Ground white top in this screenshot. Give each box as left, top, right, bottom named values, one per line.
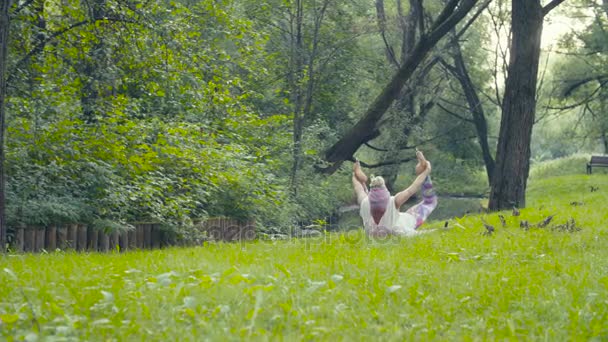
left=359, top=196, right=417, bottom=235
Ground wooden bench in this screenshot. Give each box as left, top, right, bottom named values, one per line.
left=587, top=155, right=608, bottom=174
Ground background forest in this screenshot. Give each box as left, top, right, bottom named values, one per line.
left=1, top=0, right=607, bottom=242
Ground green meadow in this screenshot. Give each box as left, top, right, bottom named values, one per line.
left=2, top=170, right=608, bottom=341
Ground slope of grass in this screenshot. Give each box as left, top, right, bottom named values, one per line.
left=1, top=174, right=608, bottom=341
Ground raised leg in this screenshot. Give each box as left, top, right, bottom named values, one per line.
left=353, top=160, right=368, bottom=193
left=406, top=175, right=438, bottom=228
left=415, top=149, right=428, bottom=176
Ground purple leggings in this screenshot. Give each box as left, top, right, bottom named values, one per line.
left=406, top=176, right=438, bottom=228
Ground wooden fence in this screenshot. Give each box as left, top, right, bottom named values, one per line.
left=8, top=218, right=256, bottom=253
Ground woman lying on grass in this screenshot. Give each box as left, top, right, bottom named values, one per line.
left=352, top=150, right=437, bottom=237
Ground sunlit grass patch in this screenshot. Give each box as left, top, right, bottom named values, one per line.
left=1, top=174, right=608, bottom=340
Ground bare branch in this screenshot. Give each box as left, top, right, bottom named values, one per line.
left=437, top=102, right=474, bottom=122
left=545, top=85, right=604, bottom=111
left=415, top=0, right=425, bottom=36
left=542, top=0, right=567, bottom=17
left=456, top=0, right=492, bottom=39
left=375, top=0, right=400, bottom=67
left=359, top=157, right=415, bottom=169
left=437, top=94, right=472, bottom=111
left=364, top=142, right=390, bottom=152
left=429, top=0, right=461, bottom=33
left=562, top=75, right=608, bottom=97
left=323, top=0, right=479, bottom=170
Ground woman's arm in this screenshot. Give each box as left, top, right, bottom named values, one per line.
left=352, top=160, right=368, bottom=205
left=393, top=161, right=431, bottom=209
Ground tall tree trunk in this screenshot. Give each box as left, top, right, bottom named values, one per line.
left=0, top=0, right=11, bottom=251
left=447, top=33, right=495, bottom=183
left=289, top=0, right=304, bottom=194
left=375, top=0, right=398, bottom=66
left=600, top=97, right=608, bottom=154
left=289, top=0, right=328, bottom=194
left=80, top=0, right=108, bottom=123
left=488, top=0, right=543, bottom=210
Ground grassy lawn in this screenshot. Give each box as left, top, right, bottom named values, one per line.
left=2, top=174, right=608, bottom=341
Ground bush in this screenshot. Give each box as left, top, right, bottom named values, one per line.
left=5, top=115, right=293, bottom=241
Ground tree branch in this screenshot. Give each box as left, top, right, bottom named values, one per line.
left=359, top=157, right=415, bottom=169
left=323, top=0, right=479, bottom=170
left=542, top=0, right=567, bottom=17
left=375, top=0, right=400, bottom=67
left=437, top=102, right=474, bottom=122
left=364, top=142, right=389, bottom=152
left=456, top=0, right=492, bottom=39
left=429, top=0, right=461, bottom=33
left=562, top=75, right=608, bottom=97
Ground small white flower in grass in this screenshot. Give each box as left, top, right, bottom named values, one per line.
left=101, top=291, right=114, bottom=302
left=91, top=319, right=111, bottom=326
left=307, top=280, right=327, bottom=293
left=3, top=268, right=17, bottom=281
left=183, top=296, right=197, bottom=308
left=331, top=274, right=343, bottom=282
left=24, top=333, right=38, bottom=342
left=124, top=269, right=141, bottom=274
left=334, top=303, right=348, bottom=312
left=387, top=285, right=402, bottom=293
left=157, top=271, right=178, bottom=286
left=459, top=296, right=471, bottom=303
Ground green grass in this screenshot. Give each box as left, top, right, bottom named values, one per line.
left=2, top=174, right=608, bottom=341
left=530, top=153, right=608, bottom=180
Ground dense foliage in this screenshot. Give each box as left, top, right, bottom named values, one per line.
left=6, top=0, right=354, bottom=239
left=3, top=0, right=606, bottom=241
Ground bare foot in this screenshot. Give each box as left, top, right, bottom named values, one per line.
left=353, top=160, right=368, bottom=184
left=415, top=150, right=428, bottom=176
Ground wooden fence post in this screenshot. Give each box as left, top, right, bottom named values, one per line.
left=34, top=227, right=45, bottom=252
left=109, top=231, right=119, bottom=251
left=76, top=225, right=87, bottom=251
left=143, top=224, right=151, bottom=249
left=14, top=228, right=24, bottom=252
left=57, top=226, right=68, bottom=250
left=67, top=225, right=78, bottom=250
left=136, top=224, right=144, bottom=249
left=128, top=228, right=136, bottom=249
left=23, top=228, right=35, bottom=252
left=119, top=231, right=128, bottom=251
left=99, top=230, right=110, bottom=252
left=151, top=224, right=161, bottom=249
left=46, top=226, right=57, bottom=251
left=87, top=226, right=98, bottom=251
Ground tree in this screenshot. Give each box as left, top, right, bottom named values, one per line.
left=370, top=0, right=436, bottom=190
left=546, top=0, right=608, bottom=155
left=439, top=20, right=495, bottom=184
left=321, top=0, right=479, bottom=173
left=0, top=0, right=10, bottom=250
left=286, top=0, right=331, bottom=195
left=488, top=0, right=566, bottom=211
